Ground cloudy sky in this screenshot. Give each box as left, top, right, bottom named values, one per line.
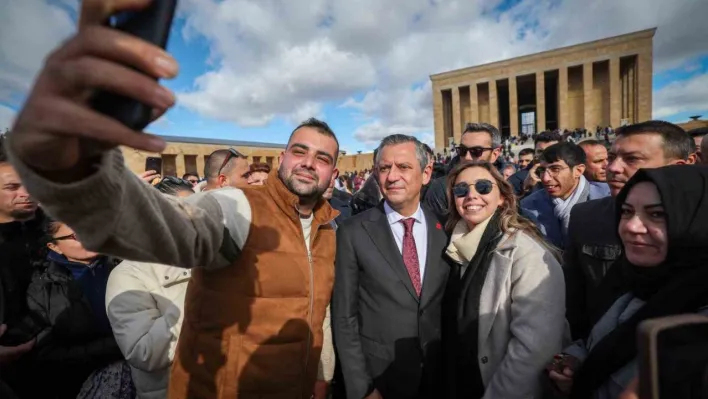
left=1, top=0, right=707, bottom=153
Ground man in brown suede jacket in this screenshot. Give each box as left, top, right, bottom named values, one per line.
left=4, top=0, right=339, bottom=397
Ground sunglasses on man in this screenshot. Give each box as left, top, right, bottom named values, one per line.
left=218, top=148, right=246, bottom=175
left=452, top=179, right=495, bottom=197
left=457, top=145, right=495, bottom=159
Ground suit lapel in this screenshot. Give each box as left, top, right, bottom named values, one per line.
left=362, top=204, right=419, bottom=302
left=420, top=209, right=449, bottom=308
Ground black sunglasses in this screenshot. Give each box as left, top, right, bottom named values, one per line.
left=452, top=179, right=495, bottom=197
left=457, top=145, right=494, bottom=158
left=54, top=233, right=78, bottom=241
left=218, top=148, right=246, bottom=175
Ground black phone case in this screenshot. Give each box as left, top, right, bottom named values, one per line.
left=91, top=0, right=178, bottom=131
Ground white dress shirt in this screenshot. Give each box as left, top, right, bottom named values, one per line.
left=383, top=201, right=428, bottom=281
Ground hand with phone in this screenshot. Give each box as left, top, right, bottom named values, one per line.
left=523, top=162, right=542, bottom=193
left=7, top=0, right=176, bottom=182
left=546, top=353, right=580, bottom=394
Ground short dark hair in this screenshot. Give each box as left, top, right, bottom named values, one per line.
left=540, top=142, right=587, bottom=168
left=204, top=149, right=247, bottom=179
left=249, top=162, right=271, bottom=174
left=687, top=127, right=708, bottom=138
left=288, top=118, right=340, bottom=161
left=462, top=123, right=501, bottom=148
left=615, top=120, right=692, bottom=161
left=155, top=177, right=195, bottom=196
left=519, top=148, right=534, bottom=157
left=0, top=134, right=7, bottom=164
left=534, top=131, right=562, bottom=146
left=578, top=139, right=604, bottom=148
left=182, top=172, right=199, bottom=180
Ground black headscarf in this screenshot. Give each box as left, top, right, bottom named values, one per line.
left=571, top=165, right=708, bottom=398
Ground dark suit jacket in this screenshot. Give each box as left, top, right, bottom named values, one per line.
left=333, top=202, right=449, bottom=399
left=563, top=196, right=623, bottom=339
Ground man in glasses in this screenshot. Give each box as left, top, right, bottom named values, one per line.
left=182, top=172, right=200, bottom=187
left=519, top=142, right=608, bottom=249
left=423, top=123, right=502, bottom=220
left=507, top=131, right=562, bottom=197
left=202, top=148, right=250, bottom=191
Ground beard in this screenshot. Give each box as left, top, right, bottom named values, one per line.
left=279, top=165, right=327, bottom=202
left=10, top=207, right=37, bottom=221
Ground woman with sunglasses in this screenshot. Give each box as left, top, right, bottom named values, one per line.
left=23, top=218, right=132, bottom=399
left=442, top=161, right=567, bottom=399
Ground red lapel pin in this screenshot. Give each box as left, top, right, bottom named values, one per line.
left=435, top=222, right=442, bottom=230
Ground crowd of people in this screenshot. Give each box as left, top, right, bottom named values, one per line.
left=3, top=1, right=708, bottom=399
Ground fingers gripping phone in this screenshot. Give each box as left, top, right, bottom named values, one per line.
left=638, top=315, right=708, bottom=399
left=145, top=156, right=162, bottom=175
left=91, top=0, right=178, bottom=130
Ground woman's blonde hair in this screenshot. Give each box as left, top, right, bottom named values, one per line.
left=445, top=161, right=559, bottom=256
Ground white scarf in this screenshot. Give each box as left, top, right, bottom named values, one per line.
left=445, top=215, right=494, bottom=275
left=552, top=174, right=589, bottom=236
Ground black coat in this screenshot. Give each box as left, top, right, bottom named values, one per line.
left=20, top=255, right=123, bottom=399
left=563, top=196, right=622, bottom=339
left=0, top=211, right=46, bottom=345
left=333, top=203, right=450, bottom=399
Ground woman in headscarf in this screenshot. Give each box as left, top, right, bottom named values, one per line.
left=442, top=161, right=567, bottom=399
left=547, top=165, right=708, bottom=399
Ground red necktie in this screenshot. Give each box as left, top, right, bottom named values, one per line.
left=401, top=218, right=422, bottom=296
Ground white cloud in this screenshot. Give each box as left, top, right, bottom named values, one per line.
left=0, top=0, right=75, bottom=102
left=1, top=0, right=707, bottom=148
left=0, top=105, right=17, bottom=131
left=653, top=74, right=708, bottom=119
left=173, top=0, right=707, bottom=147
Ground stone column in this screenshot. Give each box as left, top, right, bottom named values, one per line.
left=433, top=87, right=445, bottom=150
left=536, top=72, right=546, bottom=132
left=609, top=57, right=621, bottom=128
left=509, top=76, right=519, bottom=137
left=489, top=80, right=499, bottom=128
left=469, top=83, right=479, bottom=123
left=583, top=62, right=595, bottom=131
left=637, top=50, right=653, bottom=122
left=452, top=87, right=462, bottom=144
left=558, top=66, right=569, bottom=129
left=175, top=152, right=186, bottom=178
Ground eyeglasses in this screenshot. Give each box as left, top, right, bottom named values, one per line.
left=457, top=145, right=494, bottom=159
left=452, top=179, right=495, bottom=197
left=535, top=165, right=569, bottom=178
left=218, top=148, right=245, bottom=175
left=186, top=178, right=199, bottom=184
left=54, top=233, right=78, bottom=241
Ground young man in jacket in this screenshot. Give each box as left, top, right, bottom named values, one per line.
left=4, top=1, right=339, bottom=397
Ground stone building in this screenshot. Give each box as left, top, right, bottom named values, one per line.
left=431, top=28, right=655, bottom=150
left=121, top=135, right=374, bottom=177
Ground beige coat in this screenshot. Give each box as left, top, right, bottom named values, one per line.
left=476, top=231, right=567, bottom=399
left=105, top=261, right=191, bottom=399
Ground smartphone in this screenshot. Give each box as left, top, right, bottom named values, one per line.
left=91, top=0, right=178, bottom=130
left=638, top=314, right=708, bottom=399
left=145, top=156, right=162, bottom=174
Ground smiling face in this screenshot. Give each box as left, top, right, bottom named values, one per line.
left=278, top=127, right=339, bottom=202
left=377, top=142, right=431, bottom=216
left=453, top=166, right=505, bottom=229
left=47, top=222, right=99, bottom=264
left=619, top=181, right=668, bottom=267
left=539, top=159, right=584, bottom=199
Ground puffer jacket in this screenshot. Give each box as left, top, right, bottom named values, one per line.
left=105, top=260, right=191, bottom=399
left=25, top=253, right=123, bottom=399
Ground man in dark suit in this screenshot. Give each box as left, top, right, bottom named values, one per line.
left=563, top=121, right=695, bottom=339
left=333, top=134, right=449, bottom=399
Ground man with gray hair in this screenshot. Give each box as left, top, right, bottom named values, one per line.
left=334, top=134, right=449, bottom=399
left=201, top=148, right=250, bottom=191
left=423, top=122, right=503, bottom=220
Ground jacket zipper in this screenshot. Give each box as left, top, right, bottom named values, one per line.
left=301, top=220, right=319, bottom=381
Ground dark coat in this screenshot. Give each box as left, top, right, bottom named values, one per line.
left=0, top=212, right=46, bottom=344
left=333, top=203, right=450, bottom=399
left=22, top=254, right=123, bottom=399
left=563, top=196, right=622, bottom=339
